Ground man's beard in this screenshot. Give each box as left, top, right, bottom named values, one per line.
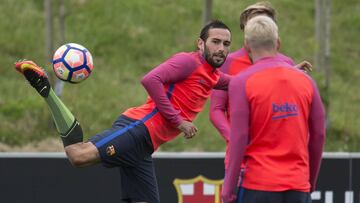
left=203, top=45, right=226, bottom=68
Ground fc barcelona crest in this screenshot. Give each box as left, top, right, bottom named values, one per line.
left=106, top=145, right=116, bottom=156
left=173, top=175, right=223, bottom=203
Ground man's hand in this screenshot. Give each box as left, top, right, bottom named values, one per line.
left=221, top=192, right=237, bottom=203
left=177, top=120, right=198, bottom=139
left=295, top=60, right=313, bottom=73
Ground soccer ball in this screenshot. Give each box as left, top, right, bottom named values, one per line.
left=52, top=43, right=94, bottom=83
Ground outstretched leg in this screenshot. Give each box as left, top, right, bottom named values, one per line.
left=15, top=60, right=100, bottom=167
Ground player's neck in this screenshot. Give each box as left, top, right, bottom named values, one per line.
left=251, top=49, right=277, bottom=63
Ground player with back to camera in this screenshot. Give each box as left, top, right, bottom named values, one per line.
left=15, top=20, right=232, bottom=203
left=221, top=15, right=326, bottom=203
left=209, top=1, right=313, bottom=172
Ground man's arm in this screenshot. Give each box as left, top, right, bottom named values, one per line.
left=209, top=90, right=230, bottom=141
left=210, top=56, right=232, bottom=139
left=277, top=53, right=295, bottom=66
left=222, top=75, right=249, bottom=203
left=308, top=81, right=326, bottom=192
left=214, top=72, right=231, bottom=90
left=278, top=53, right=313, bottom=72
left=141, top=53, right=197, bottom=127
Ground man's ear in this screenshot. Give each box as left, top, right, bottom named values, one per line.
left=244, top=40, right=253, bottom=63
left=197, top=38, right=204, bottom=52
left=244, top=40, right=251, bottom=55
left=276, top=38, right=281, bottom=51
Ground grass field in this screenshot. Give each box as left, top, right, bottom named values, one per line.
left=0, top=0, right=359, bottom=151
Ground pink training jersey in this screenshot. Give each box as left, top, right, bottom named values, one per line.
left=123, top=51, right=230, bottom=150
left=210, top=48, right=294, bottom=169
left=222, top=55, right=325, bottom=201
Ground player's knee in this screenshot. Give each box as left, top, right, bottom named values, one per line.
left=66, top=150, right=89, bottom=167
left=65, top=143, right=98, bottom=167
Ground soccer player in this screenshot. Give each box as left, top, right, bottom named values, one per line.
left=221, top=15, right=326, bottom=203
left=209, top=1, right=312, bottom=171
left=15, top=20, right=231, bottom=203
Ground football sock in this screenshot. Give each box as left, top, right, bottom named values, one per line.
left=45, top=88, right=83, bottom=146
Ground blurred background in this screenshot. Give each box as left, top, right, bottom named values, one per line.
left=0, top=0, right=359, bottom=152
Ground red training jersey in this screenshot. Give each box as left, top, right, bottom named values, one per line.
left=210, top=48, right=294, bottom=169
left=222, top=56, right=325, bottom=201
left=123, top=51, right=230, bottom=150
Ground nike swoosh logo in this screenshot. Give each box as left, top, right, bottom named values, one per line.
left=39, top=86, right=47, bottom=93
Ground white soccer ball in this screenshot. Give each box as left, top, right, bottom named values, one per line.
left=52, top=43, right=94, bottom=83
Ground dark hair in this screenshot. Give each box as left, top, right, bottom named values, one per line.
left=239, top=2, right=276, bottom=31
left=199, top=20, right=231, bottom=41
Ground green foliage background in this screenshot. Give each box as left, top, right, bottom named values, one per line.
left=0, top=0, right=359, bottom=151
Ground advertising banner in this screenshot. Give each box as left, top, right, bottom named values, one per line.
left=0, top=152, right=358, bottom=203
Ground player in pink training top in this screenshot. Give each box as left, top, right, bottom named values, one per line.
left=15, top=20, right=232, bottom=203
left=210, top=1, right=312, bottom=171
left=222, top=16, right=326, bottom=203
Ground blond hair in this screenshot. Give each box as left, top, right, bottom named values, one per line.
left=244, top=15, right=278, bottom=51
left=240, top=1, right=276, bottom=31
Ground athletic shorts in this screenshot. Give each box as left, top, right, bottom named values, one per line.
left=237, top=188, right=311, bottom=203
left=89, top=115, right=160, bottom=203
